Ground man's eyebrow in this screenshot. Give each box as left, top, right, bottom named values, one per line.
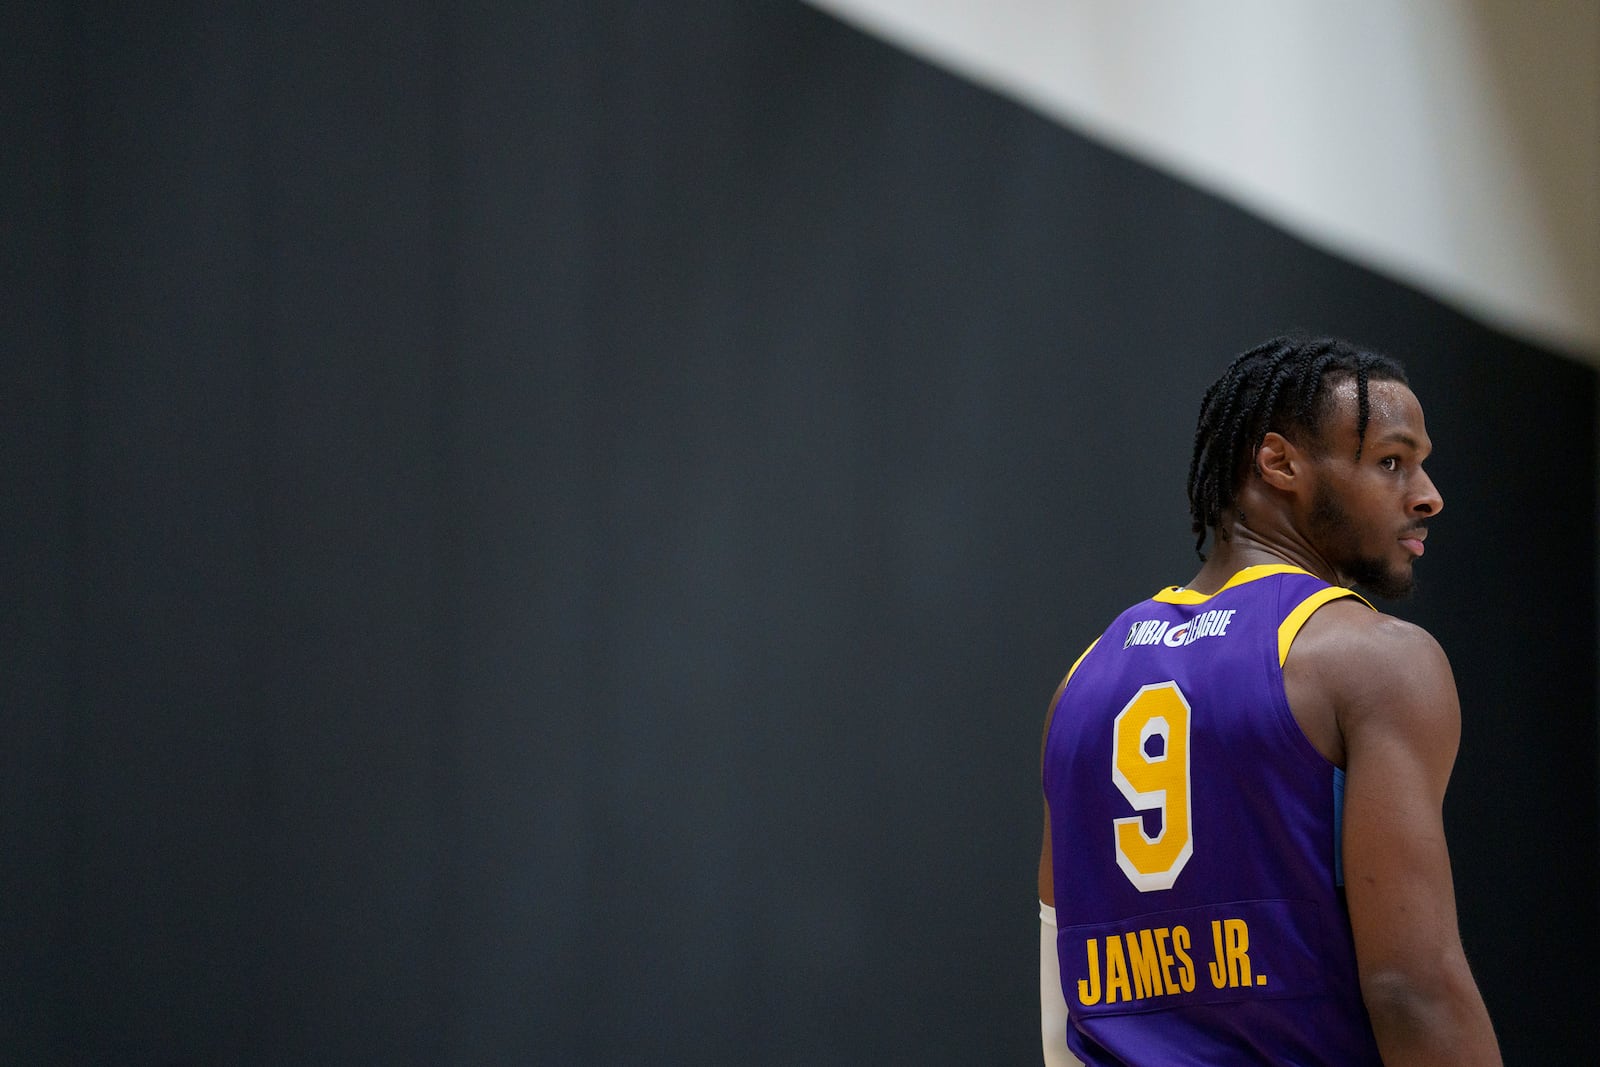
left=1372, top=430, right=1423, bottom=450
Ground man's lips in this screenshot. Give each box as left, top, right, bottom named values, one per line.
left=1400, top=533, right=1427, bottom=557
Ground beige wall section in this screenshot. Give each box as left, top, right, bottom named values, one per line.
left=805, top=0, right=1600, bottom=363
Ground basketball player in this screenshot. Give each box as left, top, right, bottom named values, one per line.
left=1038, top=337, right=1500, bottom=1065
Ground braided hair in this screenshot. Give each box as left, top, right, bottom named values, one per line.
left=1186, top=335, right=1409, bottom=559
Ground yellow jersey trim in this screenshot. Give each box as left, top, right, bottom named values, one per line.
left=1151, top=563, right=1312, bottom=604
left=1277, top=586, right=1374, bottom=666
left=1146, top=563, right=1377, bottom=665
left=1063, top=637, right=1101, bottom=687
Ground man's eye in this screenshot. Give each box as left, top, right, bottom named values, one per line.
left=1379, top=457, right=1399, bottom=471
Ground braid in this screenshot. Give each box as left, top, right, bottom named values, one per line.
left=1353, top=360, right=1371, bottom=457
left=1186, top=335, right=1408, bottom=560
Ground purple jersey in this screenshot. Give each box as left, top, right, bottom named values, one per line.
left=1043, top=565, right=1383, bottom=1065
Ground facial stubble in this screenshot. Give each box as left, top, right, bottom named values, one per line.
left=1308, top=481, right=1417, bottom=600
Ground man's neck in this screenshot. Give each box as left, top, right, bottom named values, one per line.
left=1188, top=524, right=1341, bottom=594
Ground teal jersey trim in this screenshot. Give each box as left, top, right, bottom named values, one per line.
left=1333, top=767, right=1346, bottom=888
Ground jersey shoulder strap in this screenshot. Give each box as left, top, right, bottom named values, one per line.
left=1276, top=582, right=1374, bottom=666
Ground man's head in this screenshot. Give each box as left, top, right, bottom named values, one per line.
left=1187, top=336, right=1441, bottom=596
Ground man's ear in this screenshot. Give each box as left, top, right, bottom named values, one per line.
left=1256, top=431, right=1299, bottom=490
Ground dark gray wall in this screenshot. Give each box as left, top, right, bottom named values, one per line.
left=6, top=3, right=1596, bottom=1062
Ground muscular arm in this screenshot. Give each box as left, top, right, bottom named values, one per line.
left=1296, top=605, right=1500, bottom=1065
left=1038, top=675, right=1066, bottom=909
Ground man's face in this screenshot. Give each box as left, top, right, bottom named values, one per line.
left=1301, top=377, right=1442, bottom=599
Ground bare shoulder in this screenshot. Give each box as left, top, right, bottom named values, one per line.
left=1290, top=598, right=1454, bottom=697
left=1288, top=597, right=1460, bottom=776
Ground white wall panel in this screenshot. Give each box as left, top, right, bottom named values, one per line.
left=806, top=0, right=1600, bottom=361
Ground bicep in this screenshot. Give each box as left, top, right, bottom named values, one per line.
left=1038, top=674, right=1070, bottom=907
left=1339, top=632, right=1466, bottom=982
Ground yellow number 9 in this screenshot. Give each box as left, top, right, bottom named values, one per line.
left=1113, top=681, right=1193, bottom=892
